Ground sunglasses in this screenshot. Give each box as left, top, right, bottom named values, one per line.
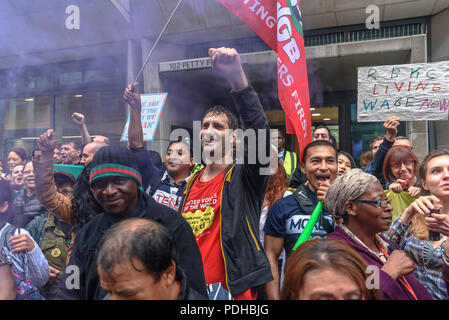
left=352, top=198, right=391, bottom=208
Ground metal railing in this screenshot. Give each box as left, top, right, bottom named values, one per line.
left=346, top=23, right=422, bottom=42
left=186, top=22, right=425, bottom=58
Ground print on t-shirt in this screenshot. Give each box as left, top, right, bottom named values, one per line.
left=152, top=189, right=182, bottom=211
left=183, top=193, right=219, bottom=237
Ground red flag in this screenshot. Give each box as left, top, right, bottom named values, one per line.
left=215, top=0, right=276, bottom=50
left=276, top=0, right=312, bottom=158
left=216, top=0, right=312, bottom=159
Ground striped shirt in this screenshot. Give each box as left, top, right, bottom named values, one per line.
left=384, top=217, right=448, bottom=300
left=0, top=247, right=10, bottom=266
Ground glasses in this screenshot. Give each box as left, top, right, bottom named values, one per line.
left=392, top=160, right=415, bottom=170
left=353, top=198, right=391, bottom=208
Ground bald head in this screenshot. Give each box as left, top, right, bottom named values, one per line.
left=96, top=218, right=177, bottom=278
left=110, top=218, right=156, bottom=234
left=93, top=136, right=111, bottom=144
left=80, top=142, right=109, bottom=166
left=96, top=218, right=180, bottom=300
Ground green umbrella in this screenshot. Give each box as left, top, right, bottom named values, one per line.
left=53, top=164, right=84, bottom=180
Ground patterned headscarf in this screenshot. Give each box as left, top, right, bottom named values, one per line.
left=324, top=168, right=378, bottom=220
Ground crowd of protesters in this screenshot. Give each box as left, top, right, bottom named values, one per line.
left=0, top=47, right=449, bottom=301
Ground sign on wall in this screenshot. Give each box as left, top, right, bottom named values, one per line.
left=357, top=61, right=449, bottom=122
left=121, top=93, right=168, bottom=142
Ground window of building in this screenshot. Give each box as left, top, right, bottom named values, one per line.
left=0, top=56, right=125, bottom=161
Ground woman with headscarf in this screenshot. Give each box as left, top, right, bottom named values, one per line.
left=384, top=149, right=449, bottom=300
left=324, top=168, right=435, bottom=300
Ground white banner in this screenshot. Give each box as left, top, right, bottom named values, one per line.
left=357, top=61, right=449, bottom=122
left=121, top=93, right=168, bottom=141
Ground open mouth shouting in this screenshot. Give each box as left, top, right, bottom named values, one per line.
left=316, top=174, right=331, bottom=184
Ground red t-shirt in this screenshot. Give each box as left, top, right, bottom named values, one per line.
left=182, top=168, right=256, bottom=300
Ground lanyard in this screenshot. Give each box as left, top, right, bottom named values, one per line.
left=375, top=240, right=418, bottom=300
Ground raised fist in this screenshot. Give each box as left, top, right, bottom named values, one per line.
left=72, top=112, right=85, bottom=127
left=37, top=129, right=57, bottom=158
left=383, top=116, right=400, bottom=142
left=123, top=83, right=141, bottom=109
left=208, top=47, right=248, bottom=91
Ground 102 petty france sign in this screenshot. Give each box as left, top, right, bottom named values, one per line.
left=357, top=61, right=449, bottom=122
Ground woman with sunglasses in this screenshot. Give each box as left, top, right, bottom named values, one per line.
left=325, top=169, right=435, bottom=300
left=384, top=149, right=449, bottom=300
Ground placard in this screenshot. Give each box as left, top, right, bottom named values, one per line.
left=121, top=93, right=168, bottom=141
left=357, top=61, right=449, bottom=122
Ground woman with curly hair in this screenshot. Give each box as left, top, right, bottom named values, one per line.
left=260, top=158, right=293, bottom=246
left=32, top=130, right=103, bottom=263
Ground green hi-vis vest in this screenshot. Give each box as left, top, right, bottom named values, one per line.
left=283, top=150, right=298, bottom=176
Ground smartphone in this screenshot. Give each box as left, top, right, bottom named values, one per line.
left=428, top=208, right=440, bottom=216
left=428, top=208, right=441, bottom=241
left=429, top=231, right=441, bottom=241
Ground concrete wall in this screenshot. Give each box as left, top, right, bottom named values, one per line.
left=431, top=8, right=449, bottom=150
left=431, top=8, right=449, bottom=62
left=407, top=35, right=429, bottom=161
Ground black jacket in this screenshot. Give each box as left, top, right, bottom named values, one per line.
left=176, top=267, right=208, bottom=300
left=56, top=193, right=207, bottom=300
left=370, top=138, right=394, bottom=188
left=180, top=85, right=273, bottom=296
left=289, top=166, right=307, bottom=189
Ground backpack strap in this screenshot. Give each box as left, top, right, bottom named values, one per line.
left=292, top=185, right=334, bottom=235
left=147, top=171, right=166, bottom=197
left=292, top=185, right=315, bottom=215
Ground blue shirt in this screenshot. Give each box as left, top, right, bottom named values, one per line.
left=264, top=186, right=334, bottom=259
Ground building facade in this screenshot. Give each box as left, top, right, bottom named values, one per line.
left=1, top=0, right=448, bottom=164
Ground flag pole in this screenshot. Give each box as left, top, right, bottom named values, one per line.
left=133, top=0, right=183, bottom=86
